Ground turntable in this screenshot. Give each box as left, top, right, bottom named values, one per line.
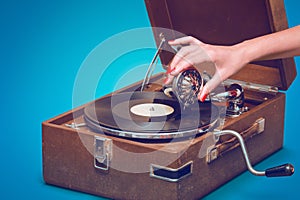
left=83, top=91, right=218, bottom=140
left=42, top=0, right=297, bottom=199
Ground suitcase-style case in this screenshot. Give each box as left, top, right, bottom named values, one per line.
left=42, top=0, right=296, bottom=199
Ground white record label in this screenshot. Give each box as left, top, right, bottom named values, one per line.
left=130, top=103, right=174, bottom=117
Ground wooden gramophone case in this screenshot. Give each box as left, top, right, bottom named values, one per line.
left=42, top=0, right=296, bottom=199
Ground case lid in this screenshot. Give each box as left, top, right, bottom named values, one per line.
left=145, top=0, right=296, bottom=90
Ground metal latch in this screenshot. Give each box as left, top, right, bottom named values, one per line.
left=94, top=136, right=112, bottom=171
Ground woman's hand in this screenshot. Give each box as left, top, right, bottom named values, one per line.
left=164, top=36, right=247, bottom=102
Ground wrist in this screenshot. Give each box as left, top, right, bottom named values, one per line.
left=206, top=44, right=247, bottom=68
left=232, top=40, right=253, bottom=66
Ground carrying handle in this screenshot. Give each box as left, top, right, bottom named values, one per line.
left=214, top=129, right=294, bottom=177
left=207, top=118, right=265, bottom=163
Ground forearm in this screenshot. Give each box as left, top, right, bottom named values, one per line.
left=236, top=25, right=300, bottom=63
left=166, top=27, right=300, bottom=100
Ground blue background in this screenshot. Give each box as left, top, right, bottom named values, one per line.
left=1, top=0, right=299, bottom=199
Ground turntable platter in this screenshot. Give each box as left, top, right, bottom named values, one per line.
left=84, top=91, right=219, bottom=139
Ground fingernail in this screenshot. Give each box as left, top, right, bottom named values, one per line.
left=200, top=93, right=208, bottom=102
left=166, top=66, right=175, bottom=74
left=170, top=68, right=179, bottom=76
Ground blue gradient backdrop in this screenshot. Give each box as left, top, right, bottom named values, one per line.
left=0, top=0, right=299, bottom=199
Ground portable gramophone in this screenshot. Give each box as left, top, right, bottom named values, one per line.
left=42, top=1, right=296, bottom=199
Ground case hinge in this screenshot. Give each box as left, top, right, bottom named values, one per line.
left=94, top=136, right=112, bottom=171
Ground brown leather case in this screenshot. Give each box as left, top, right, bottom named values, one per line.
left=42, top=0, right=296, bottom=199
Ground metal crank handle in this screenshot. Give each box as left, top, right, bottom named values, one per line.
left=214, top=130, right=294, bottom=177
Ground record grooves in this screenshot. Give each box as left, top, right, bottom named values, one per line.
left=84, top=91, right=219, bottom=140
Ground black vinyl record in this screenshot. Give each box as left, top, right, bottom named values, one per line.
left=84, top=91, right=219, bottom=139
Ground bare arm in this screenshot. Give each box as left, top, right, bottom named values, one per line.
left=237, top=25, right=300, bottom=62
left=165, top=25, right=300, bottom=101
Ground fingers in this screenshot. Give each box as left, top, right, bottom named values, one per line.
left=168, top=36, right=202, bottom=46
left=169, top=45, right=200, bottom=74
left=164, top=51, right=196, bottom=85
left=198, top=72, right=222, bottom=102
left=171, top=54, right=195, bottom=75
left=164, top=67, right=176, bottom=85
left=198, top=86, right=209, bottom=102
left=168, top=37, right=208, bottom=74
left=164, top=36, right=207, bottom=86
left=166, top=36, right=228, bottom=103
left=164, top=47, right=195, bottom=85
left=168, top=46, right=191, bottom=71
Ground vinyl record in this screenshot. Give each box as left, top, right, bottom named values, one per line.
left=84, top=91, right=219, bottom=139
